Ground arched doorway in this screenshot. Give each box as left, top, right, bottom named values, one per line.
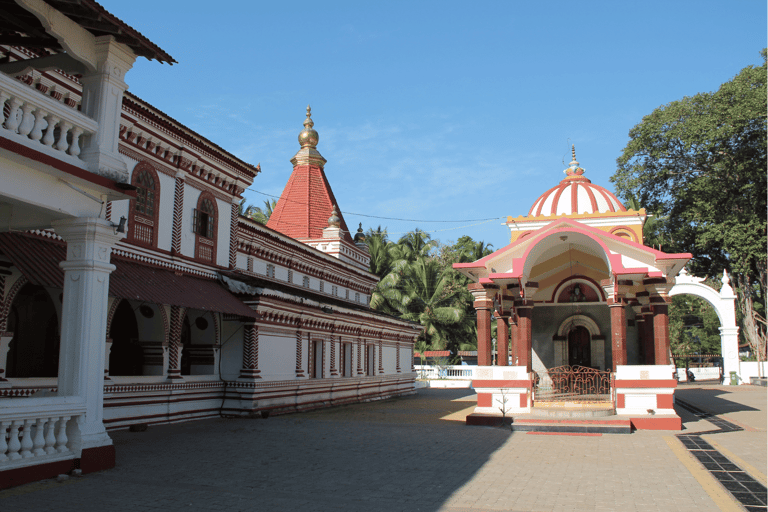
left=670, top=270, right=740, bottom=383
left=6, top=284, right=59, bottom=378
left=109, top=300, right=142, bottom=376
left=568, top=326, right=591, bottom=367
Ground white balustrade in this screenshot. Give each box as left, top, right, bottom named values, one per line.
left=0, top=396, right=85, bottom=470
left=0, top=73, right=97, bottom=164
left=415, top=365, right=476, bottom=380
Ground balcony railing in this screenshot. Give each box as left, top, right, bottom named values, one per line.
left=0, top=396, right=85, bottom=470
left=0, top=73, right=97, bottom=166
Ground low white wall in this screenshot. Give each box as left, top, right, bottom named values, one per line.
left=676, top=367, right=722, bottom=382
left=738, top=361, right=768, bottom=384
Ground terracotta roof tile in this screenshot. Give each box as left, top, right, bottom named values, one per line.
left=267, top=164, right=354, bottom=243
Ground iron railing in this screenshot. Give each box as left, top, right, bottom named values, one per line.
left=533, top=365, right=611, bottom=403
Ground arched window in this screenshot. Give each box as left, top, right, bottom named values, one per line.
left=193, top=194, right=218, bottom=263
left=129, top=162, right=160, bottom=247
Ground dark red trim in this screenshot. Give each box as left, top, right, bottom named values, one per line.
left=0, top=136, right=136, bottom=198
left=0, top=458, right=77, bottom=490
left=616, top=393, right=625, bottom=408
left=79, top=445, right=116, bottom=474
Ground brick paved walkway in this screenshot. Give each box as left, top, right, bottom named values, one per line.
left=0, top=385, right=764, bottom=511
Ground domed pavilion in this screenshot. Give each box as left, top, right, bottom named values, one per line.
left=454, top=147, right=692, bottom=430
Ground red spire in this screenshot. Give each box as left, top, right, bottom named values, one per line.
left=266, top=108, right=354, bottom=243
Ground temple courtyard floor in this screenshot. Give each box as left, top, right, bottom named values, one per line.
left=0, top=383, right=765, bottom=512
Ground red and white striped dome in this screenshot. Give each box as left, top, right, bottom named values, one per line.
left=528, top=148, right=626, bottom=217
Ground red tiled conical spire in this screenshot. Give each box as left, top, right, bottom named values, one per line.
left=267, top=107, right=354, bottom=243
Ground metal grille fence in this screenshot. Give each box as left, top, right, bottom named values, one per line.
left=533, top=365, right=611, bottom=403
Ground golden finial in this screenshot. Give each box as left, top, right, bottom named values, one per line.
left=563, top=143, right=586, bottom=178
left=298, top=105, right=319, bottom=148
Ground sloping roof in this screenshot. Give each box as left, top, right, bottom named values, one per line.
left=0, top=232, right=255, bottom=318
left=0, top=0, right=175, bottom=64
left=413, top=351, right=451, bottom=357
left=266, top=164, right=354, bottom=243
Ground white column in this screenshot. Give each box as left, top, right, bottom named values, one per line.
left=0, top=331, right=13, bottom=388
left=52, top=217, right=119, bottom=451
left=79, top=36, right=136, bottom=182
left=719, top=273, right=740, bottom=384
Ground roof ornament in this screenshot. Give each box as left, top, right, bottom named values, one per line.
left=327, top=204, right=341, bottom=228
left=298, top=105, right=319, bottom=149
left=354, top=223, right=366, bottom=243
left=563, top=144, right=586, bottom=178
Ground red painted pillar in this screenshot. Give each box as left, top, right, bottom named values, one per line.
left=517, top=306, right=533, bottom=373
left=476, top=308, right=492, bottom=366
left=497, top=315, right=509, bottom=366
left=610, top=301, right=627, bottom=370
left=509, top=313, right=518, bottom=366
left=653, top=302, right=670, bottom=365
left=642, top=308, right=655, bottom=364
left=469, top=284, right=495, bottom=367
left=636, top=317, right=646, bottom=364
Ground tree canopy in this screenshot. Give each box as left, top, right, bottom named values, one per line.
left=612, top=49, right=767, bottom=358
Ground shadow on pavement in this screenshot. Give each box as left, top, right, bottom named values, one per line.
left=0, top=388, right=511, bottom=512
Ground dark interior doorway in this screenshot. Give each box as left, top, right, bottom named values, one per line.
left=109, top=300, right=142, bottom=376
left=6, top=284, right=59, bottom=377
left=568, top=325, right=591, bottom=367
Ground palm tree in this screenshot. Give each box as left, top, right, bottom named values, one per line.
left=372, top=256, right=470, bottom=351
left=246, top=199, right=277, bottom=225
left=391, top=229, right=436, bottom=262
left=366, top=234, right=393, bottom=279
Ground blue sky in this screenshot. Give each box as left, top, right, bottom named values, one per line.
left=102, top=0, right=766, bottom=252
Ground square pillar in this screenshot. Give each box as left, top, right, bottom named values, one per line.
left=609, top=301, right=627, bottom=370
left=239, top=323, right=261, bottom=379
left=469, top=284, right=495, bottom=367
left=79, top=37, right=136, bottom=182
left=652, top=302, right=671, bottom=365
left=516, top=306, right=533, bottom=373
left=496, top=315, right=509, bottom=366
left=52, top=217, right=119, bottom=453
left=509, top=313, right=518, bottom=366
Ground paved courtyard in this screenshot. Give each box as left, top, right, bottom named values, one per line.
left=0, top=384, right=765, bottom=512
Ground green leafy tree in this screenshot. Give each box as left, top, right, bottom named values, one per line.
left=669, top=288, right=722, bottom=358
left=611, top=49, right=767, bottom=359
left=624, top=194, right=667, bottom=250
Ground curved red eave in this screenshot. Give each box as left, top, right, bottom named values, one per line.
left=266, top=164, right=354, bottom=243
left=453, top=218, right=691, bottom=276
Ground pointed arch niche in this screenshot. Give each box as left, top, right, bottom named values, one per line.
left=552, top=314, right=607, bottom=370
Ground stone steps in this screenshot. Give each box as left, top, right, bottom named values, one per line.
left=511, top=416, right=632, bottom=434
